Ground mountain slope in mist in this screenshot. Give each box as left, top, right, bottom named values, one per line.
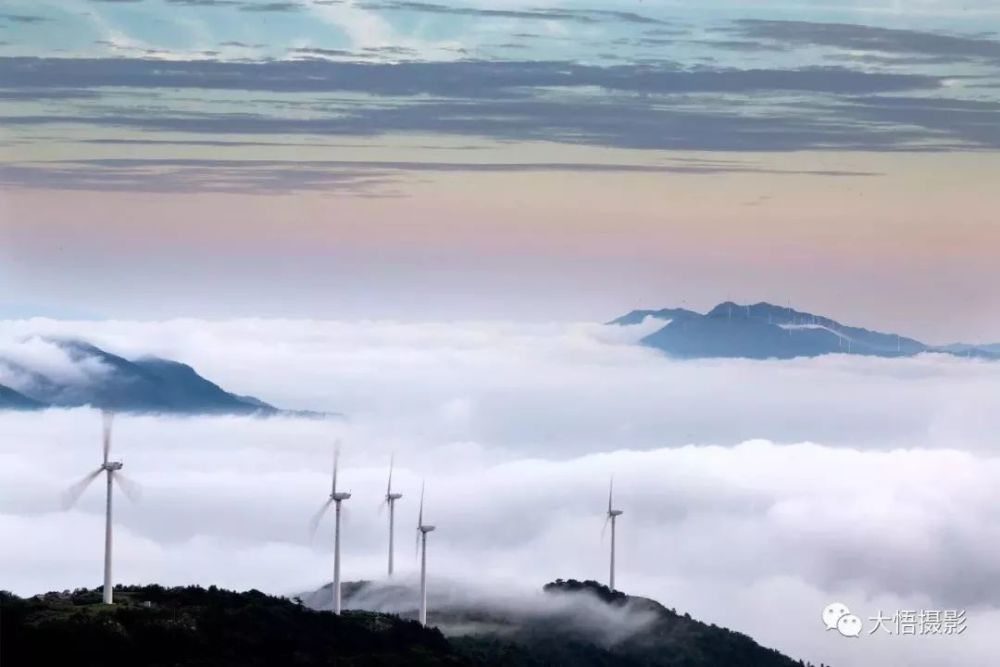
left=315, top=579, right=809, bottom=667
left=0, top=338, right=281, bottom=415
left=457, top=579, right=805, bottom=667
left=614, top=301, right=998, bottom=360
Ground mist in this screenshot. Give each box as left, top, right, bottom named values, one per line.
left=1, top=318, right=998, bottom=666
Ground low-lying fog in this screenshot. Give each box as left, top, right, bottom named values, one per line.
left=1, top=318, right=998, bottom=666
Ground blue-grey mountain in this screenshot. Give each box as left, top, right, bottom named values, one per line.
left=612, top=301, right=998, bottom=360
left=0, top=338, right=284, bottom=414
left=0, top=383, right=45, bottom=410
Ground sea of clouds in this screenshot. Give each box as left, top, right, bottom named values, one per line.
left=1, top=318, right=998, bottom=666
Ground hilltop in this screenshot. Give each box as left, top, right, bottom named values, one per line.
left=611, top=301, right=998, bottom=360
left=1, top=581, right=821, bottom=667
left=329, top=578, right=813, bottom=667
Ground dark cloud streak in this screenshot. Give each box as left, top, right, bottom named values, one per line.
left=0, top=13, right=51, bottom=24
left=357, top=1, right=665, bottom=25
left=0, top=57, right=941, bottom=96
left=0, top=158, right=878, bottom=195
left=730, top=19, right=1000, bottom=63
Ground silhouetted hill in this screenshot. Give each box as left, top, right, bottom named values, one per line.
left=0, top=337, right=321, bottom=415
left=4, top=582, right=820, bottom=667
left=0, top=585, right=467, bottom=667
left=612, top=301, right=998, bottom=360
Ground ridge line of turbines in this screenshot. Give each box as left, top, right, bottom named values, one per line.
left=62, top=413, right=625, bottom=627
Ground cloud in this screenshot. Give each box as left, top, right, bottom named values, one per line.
left=0, top=318, right=998, bottom=667
left=728, top=19, right=1000, bottom=63
left=4, top=93, right=972, bottom=153
left=0, top=57, right=941, bottom=97
left=0, top=161, right=398, bottom=195
left=0, top=13, right=51, bottom=23
left=240, top=1, right=304, bottom=11
left=4, top=56, right=978, bottom=154
left=330, top=577, right=661, bottom=646
left=168, top=0, right=244, bottom=5
left=0, top=336, right=114, bottom=399
left=0, top=158, right=877, bottom=194
left=0, top=89, right=101, bottom=100
left=288, top=46, right=354, bottom=57
left=165, top=0, right=244, bottom=7
left=356, top=1, right=665, bottom=26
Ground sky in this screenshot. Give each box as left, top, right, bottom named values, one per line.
left=0, top=0, right=999, bottom=340
left=2, top=319, right=999, bottom=666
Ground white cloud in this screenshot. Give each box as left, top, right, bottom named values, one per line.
left=0, top=335, right=113, bottom=398
left=0, top=318, right=998, bottom=666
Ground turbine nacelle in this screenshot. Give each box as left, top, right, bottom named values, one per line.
left=386, top=492, right=403, bottom=501
left=331, top=491, right=351, bottom=501
left=608, top=509, right=623, bottom=517
left=419, top=525, right=436, bottom=533
left=103, top=461, right=124, bottom=472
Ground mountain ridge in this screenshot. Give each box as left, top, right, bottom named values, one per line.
left=0, top=337, right=319, bottom=416
left=612, top=301, right=998, bottom=360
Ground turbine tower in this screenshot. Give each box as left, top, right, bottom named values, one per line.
left=605, top=477, right=624, bottom=591
left=381, top=455, right=403, bottom=577
left=310, top=442, right=351, bottom=614
left=416, top=483, right=436, bottom=627
left=62, top=411, right=139, bottom=605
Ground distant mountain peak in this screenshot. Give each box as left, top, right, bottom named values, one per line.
left=606, top=307, right=700, bottom=326
left=611, top=301, right=997, bottom=360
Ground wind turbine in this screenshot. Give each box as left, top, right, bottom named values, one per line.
left=62, top=411, right=139, bottom=605
left=416, top=482, right=436, bottom=627
left=309, top=441, right=351, bottom=614
left=604, top=477, right=624, bottom=592
left=380, top=455, right=403, bottom=577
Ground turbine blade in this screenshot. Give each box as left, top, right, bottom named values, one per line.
left=331, top=439, right=341, bottom=495
left=308, top=498, right=334, bottom=541
left=418, top=481, right=425, bottom=528
left=608, top=476, right=614, bottom=513
left=387, top=453, right=394, bottom=496
left=601, top=514, right=610, bottom=542
left=62, top=468, right=102, bottom=509
left=378, top=497, right=387, bottom=515
left=113, top=472, right=142, bottom=503
left=102, top=411, right=114, bottom=464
